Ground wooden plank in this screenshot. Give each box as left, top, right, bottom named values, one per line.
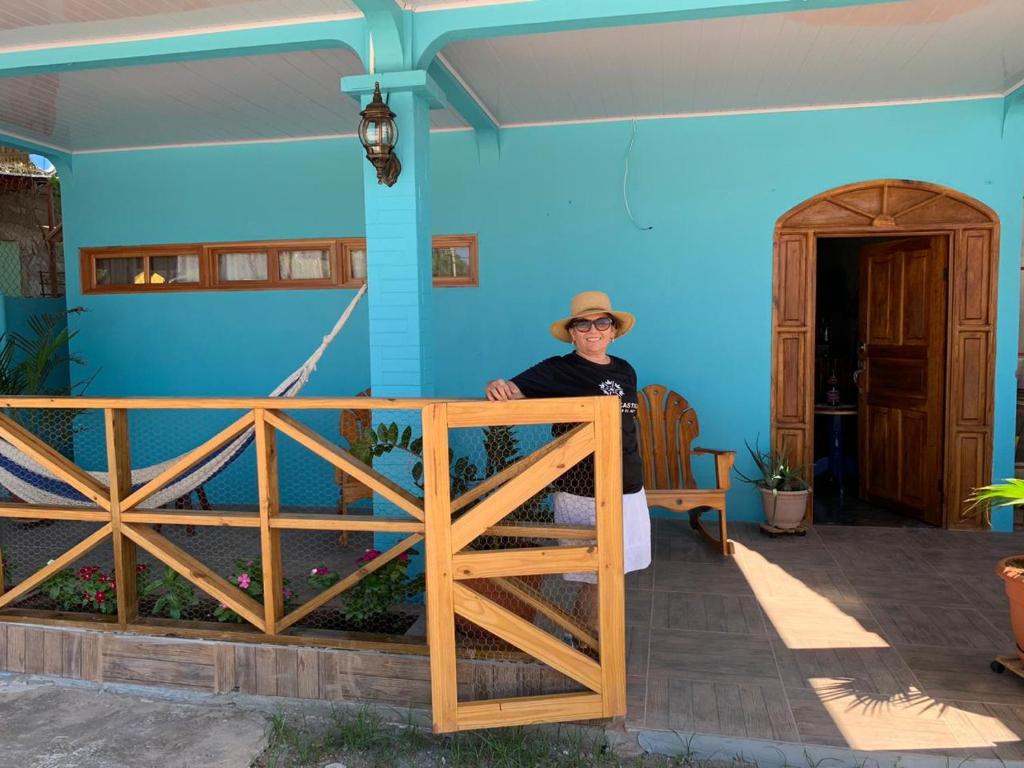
left=451, top=440, right=576, bottom=514
left=455, top=692, right=604, bottom=731
left=0, top=505, right=109, bottom=522
left=0, top=410, right=110, bottom=510
left=214, top=644, right=236, bottom=693
left=484, top=523, right=595, bottom=540
left=62, top=630, right=81, bottom=677
left=255, top=646, right=277, bottom=695
left=271, top=513, right=423, bottom=533
left=452, top=546, right=597, bottom=580
left=105, top=408, right=137, bottom=628
left=102, top=654, right=215, bottom=691
left=120, top=411, right=255, bottom=512
left=255, top=410, right=283, bottom=635
left=276, top=533, right=423, bottom=634
left=121, top=523, right=266, bottom=630
left=451, top=424, right=594, bottom=552
left=422, top=402, right=459, bottom=734
left=445, top=397, right=596, bottom=428
left=594, top=396, right=626, bottom=718
left=263, top=409, right=424, bottom=522
left=121, top=510, right=260, bottom=527
left=235, top=645, right=256, bottom=694
left=24, top=627, right=45, bottom=672
left=0, top=523, right=113, bottom=609
left=296, top=648, right=320, bottom=699
left=81, top=633, right=101, bottom=681
left=6, top=624, right=25, bottom=671
left=0, top=397, right=460, bottom=410
left=43, top=629, right=63, bottom=675
left=274, top=646, right=298, bottom=698
left=452, top=582, right=602, bottom=693
left=491, top=577, right=598, bottom=652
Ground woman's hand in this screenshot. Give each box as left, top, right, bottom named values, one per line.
left=485, top=379, right=524, bottom=401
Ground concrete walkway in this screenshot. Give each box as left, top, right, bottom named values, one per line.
left=0, top=675, right=269, bottom=768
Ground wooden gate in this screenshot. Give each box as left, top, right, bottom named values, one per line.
left=422, top=397, right=626, bottom=732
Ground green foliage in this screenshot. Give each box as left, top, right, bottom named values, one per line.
left=735, top=439, right=808, bottom=492
left=970, top=478, right=1024, bottom=508
left=0, top=547, right=11, bottom=588
left=483, top=425, right=519, bottom=477
left=350, top=421, right=479, bottom=496
left=341, top=549, right=424, bottom=624
left=214, top=558, right=295, bottom=623
left=40, top=565, right=82, bottom=611
left=143, top=565, right=199, bottom=620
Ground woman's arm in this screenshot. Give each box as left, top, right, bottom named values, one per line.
left=485, top=379, right=524, bottom=401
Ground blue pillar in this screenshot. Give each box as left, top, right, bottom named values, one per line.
left=342, top=71, right=446, bottom=562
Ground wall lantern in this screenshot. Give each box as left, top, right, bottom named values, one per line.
left=358, top=82, right=401, bottom=187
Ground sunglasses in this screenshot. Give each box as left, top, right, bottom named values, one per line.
left=568, top=317, right=615, bottom=332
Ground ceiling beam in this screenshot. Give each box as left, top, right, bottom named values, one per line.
left=413, top=0, right=900, bottom=67
left=0, top=19, right=366, bottom=78
left=428, top=56, right=499, bottom=157
left=351, top=0, right=408, bottom=72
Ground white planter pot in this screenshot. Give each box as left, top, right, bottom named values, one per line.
left=758, top=487, right=808, bottom=530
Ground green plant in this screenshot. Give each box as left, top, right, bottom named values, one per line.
left=349, top=422, right=479, bottom=496
left=307, top=566, right=341, bottom=591
left=143, top=565, right=199, bottom=619
left=77, top=565, right=117, bottom=614
left=0, top=547, right=11, bottom=589
left=483, top=425, right=519, bottom=477
left=341, top=549, right=424, bottom=624
left=40, top=565, right=81, bottom=611
left=735, top=439, right=808, bottom=492
left=214, top=558, right=295, bottom=623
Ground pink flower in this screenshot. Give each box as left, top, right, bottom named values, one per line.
left=238, top=573, right=251, bottom=589
left=283, top=588, right=294, bottom=600
left=311, top=567, right=329, bottom=576
left=357, top=549, right=381, bottom=564
left=218, top=602, right=228, bottom=610
left=136, top=564, right=149, bottom=574
left=397, top=553, right=410, bottom=563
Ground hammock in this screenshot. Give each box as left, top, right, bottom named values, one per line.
left=0, top=284, right=367, bottom=509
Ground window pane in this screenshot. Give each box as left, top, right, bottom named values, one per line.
left=431, top=246, right=471, bottom=278
left=349, top=248, right=367, bottom=280
left=96, top=257, right=144, bottom=286
left=279, top=249, right=330, bottom=280
left=218, top=252, right=268, bottom=282
left=150, top=254, right=200, bottom=284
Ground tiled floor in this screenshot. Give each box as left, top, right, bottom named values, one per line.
left=626, top=519, right=1024, bottom=759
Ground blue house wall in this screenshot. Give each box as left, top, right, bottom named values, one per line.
left=58, top=97, right=1024, bottom=526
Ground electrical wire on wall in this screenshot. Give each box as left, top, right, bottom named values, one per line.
left=623, top=119, right=654, bottom=231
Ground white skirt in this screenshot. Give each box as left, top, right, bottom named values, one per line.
left=553, top=488, right=652, bottom=584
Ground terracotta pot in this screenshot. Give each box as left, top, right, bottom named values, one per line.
left=996, top=556, right=1024, bottom=662
left=758, top=487, right=808, bottom=530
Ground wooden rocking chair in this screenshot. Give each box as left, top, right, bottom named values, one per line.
left=336, top=389, right=374, bottom=545
left=636, top=384, right=735, bottom=556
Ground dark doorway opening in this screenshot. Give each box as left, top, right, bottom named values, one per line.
left=813, top=236, right=940, bottom=527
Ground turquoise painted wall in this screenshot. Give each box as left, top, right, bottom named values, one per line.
left=59, top=98, right=1024, bottom=527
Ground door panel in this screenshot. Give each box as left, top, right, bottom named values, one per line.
left=857, top=237, right=947, bottom=524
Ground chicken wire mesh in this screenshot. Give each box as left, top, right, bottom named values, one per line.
left=0, top=404, right=612, bottom=668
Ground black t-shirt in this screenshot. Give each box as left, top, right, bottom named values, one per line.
left=511, top=353, right=643, bottom=495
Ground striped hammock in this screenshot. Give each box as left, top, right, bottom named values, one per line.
left=0, top=285, right=367, bottom=509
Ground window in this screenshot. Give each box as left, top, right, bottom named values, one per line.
left=339, top=235, right=478, bottom=288
left=81, top=235, right=477, bottom=294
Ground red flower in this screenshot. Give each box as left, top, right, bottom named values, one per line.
left=95, top=591, right=107, bottom=603
left=136, top=564, right=149, bottom=574
left=397, top=553, right=410, bottom=563
left=357, top=549, right=381, bottom=564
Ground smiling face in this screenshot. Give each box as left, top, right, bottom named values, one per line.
left=568, top=312, right=616, bottom=359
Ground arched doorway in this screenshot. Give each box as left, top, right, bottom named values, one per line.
left=772, top=180, right=999, bottom=529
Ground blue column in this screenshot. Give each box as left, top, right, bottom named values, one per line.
left=342, top=72, right=445, bottom=562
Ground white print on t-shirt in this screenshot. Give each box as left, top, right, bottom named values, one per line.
left=599, top=379, right=638, bottom=415
left=599, top=380, right=624, bottom=397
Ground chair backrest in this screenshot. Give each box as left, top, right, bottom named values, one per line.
left=635, top=384, right=700, bottom=491
left=340, top=388, right=372, bottom=454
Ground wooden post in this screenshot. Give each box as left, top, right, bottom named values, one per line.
left=104, top=408, right=137, bottom=628
left=255, top=409, right=282, bottom=635
left=422, top=403, right=458, bottom=733
left=594, top=396, right=625, bottom=718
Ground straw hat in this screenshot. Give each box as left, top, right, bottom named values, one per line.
left=550, top=290, right=636, bottom=343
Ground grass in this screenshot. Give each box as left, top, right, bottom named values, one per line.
left=254, top=706, right=734, bottom=768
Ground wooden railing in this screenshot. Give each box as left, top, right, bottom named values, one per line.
left=0, top=395, right=626, bottom=732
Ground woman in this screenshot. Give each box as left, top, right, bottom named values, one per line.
left=485, top=290, right=651, bottom=630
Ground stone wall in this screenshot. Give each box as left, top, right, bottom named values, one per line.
left=0, top=184, right=60, bottom=297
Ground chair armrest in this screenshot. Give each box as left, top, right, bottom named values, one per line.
left=692, top=447, right=735, bottom=491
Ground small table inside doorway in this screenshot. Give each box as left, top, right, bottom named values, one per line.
left=814, top=404, right=857, bottom=498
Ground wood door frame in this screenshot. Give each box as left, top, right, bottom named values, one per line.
left=772, top=180, right=999, bottom=529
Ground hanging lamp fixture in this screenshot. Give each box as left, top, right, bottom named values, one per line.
left=357, top=82, right=401, bottom=187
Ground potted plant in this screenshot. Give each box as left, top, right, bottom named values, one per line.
left=736, top=440, right=810, bottom=530
left=969, top=479, right=1024, bottom=661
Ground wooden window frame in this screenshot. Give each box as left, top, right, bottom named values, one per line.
left=80, top=244, right=206, bottom=295
left=339, top=234, right=479, bottom=288
left=207, top=239, right=339, bottom=290
left=82, top=235, right=479, bottom=294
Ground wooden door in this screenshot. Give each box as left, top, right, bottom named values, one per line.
left=857, top=237, right=947, bottom=523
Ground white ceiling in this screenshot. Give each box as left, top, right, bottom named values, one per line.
left=0, top=0, right=1021, bottom=153
left=443, top=0, right=1024, bottom=125
left=0, top=47, right=465, bottom=151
